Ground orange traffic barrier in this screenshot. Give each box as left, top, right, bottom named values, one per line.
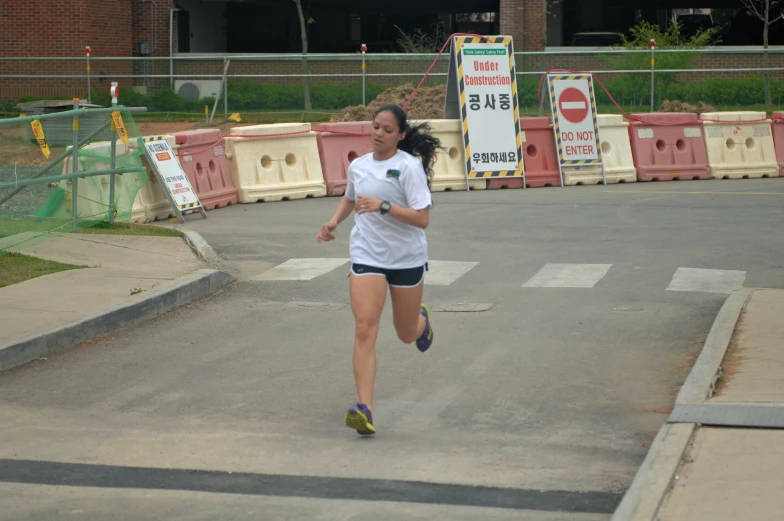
left=315, top=122, right=372, bottom=196
left=772, top=111, right=784, bottom=177
left=628, top=113, right=710, bottom=182
left=173, top=129, right=238, bottom=210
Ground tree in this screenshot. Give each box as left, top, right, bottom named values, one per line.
left=292, top=0, right=312, bottom=110
left=601, top=21, right=718, bottom=108
left=742, top=0, right=784, bottom=105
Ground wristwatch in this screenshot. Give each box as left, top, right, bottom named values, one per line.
left=380, top=200, right=391, bottom=215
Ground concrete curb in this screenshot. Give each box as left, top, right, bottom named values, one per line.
left=181, top=230, right=221, bottom=264
left=0, top=268, right=233, bottom=373
left=611, top=288, right=753, bottom=521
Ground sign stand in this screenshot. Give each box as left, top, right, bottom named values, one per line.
left=139, top=136, right=206, bottom=224
left=547, top=73, right=605, bottom=187
left=444, top=35, right=524, bottom=191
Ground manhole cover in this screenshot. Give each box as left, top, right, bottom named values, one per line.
left=432, top=303, right=495, bottom=313
left=283, top=301, right=345, bottom=311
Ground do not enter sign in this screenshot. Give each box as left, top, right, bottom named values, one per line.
left=548, top=74, right=602, bottom=166
left=558, top=88, right=589, bottom=124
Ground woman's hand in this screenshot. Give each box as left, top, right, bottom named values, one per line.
left=355, top=196, right=383, bottom=215
left=317, top=219, right=338, bottom=242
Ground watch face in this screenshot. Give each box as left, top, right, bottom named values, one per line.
left=381, top=201, right=391, bottom=214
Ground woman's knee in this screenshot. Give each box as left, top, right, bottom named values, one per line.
left=395, top=323, right=419, bottom=344
left=354, top=315, right=379, bottom=344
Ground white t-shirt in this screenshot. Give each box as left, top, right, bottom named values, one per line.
left=344, top=150, right=432, bottom=269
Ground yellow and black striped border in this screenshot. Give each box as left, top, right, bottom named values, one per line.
left=454, top=35, right=524, bottom=179
left=178, top=202, right=200, bottom=211
left=143, top=135, right=167, bottom=142
left=548, top=74, right=603, bottom=166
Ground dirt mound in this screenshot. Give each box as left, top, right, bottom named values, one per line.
left=331, top=84, right=447, bottom=122
left=659, top=99, right=716, bottom=115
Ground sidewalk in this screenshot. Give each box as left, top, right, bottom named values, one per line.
left=614, top=288, right=784, bottom=521
left=0, top=230, right=232, bottom=371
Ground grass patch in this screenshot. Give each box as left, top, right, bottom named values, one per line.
left=0, top=252, right=86, bottom=288
left=78, top=221, right=182, bottom=237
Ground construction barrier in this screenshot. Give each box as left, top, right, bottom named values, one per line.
left=173, top=129, right=238, bottom=210
left=412, top=119, right=486, bottom=192
left=701, top=111, right=778, bottom=179
left=628, top=113, right=710, bottom=182
left=314, top=122, right=372, bottom=196
left=561, top=164, right=604, bottom=186
left=597, top=114, right=637, bottom=184
left=517, top=117, right=560, bottom=188
left=224, top=123, right=327, bottom=203
left=55, top=140, right=148, bottom=223
left=769, top=111, right=784, bottom=177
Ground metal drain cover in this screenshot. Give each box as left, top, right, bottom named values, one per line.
left=432, top=303, right=495, bottom=313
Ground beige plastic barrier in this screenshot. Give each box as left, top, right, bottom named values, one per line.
left=597, top=114, right=637, bottom=183
left=56, top=140, right=148, bottom=223
left=224, top=123, right=327, bottom=203
left=411, top=119, right=485, bottom=192
left=700, top=111, right=778, bottom=179
left=561, top=164, right=604, bottom=186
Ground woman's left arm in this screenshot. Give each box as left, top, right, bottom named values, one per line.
left=354, top=197, right=430, bottom=229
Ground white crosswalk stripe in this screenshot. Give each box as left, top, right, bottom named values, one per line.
left=667, top=268, right=746, bottom=294
left=522, top=263, right=612, bottom=288
left=252, top=258, right=349, bottom=281
left=425, top=261, right=479, bottom=286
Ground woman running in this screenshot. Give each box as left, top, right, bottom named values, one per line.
left=316, top=104, right=441, bottom=436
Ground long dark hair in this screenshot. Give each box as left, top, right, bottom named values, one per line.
left=374, top=104, right=443, bottom=188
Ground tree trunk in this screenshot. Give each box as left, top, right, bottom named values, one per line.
left=764, top=1, right=772, bottom=106
left=293, top=0, right=312, bottom=111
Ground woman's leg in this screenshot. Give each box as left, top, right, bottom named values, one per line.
left=349, top=271, right=388, bottom=409
left=389, top=269, right=432, bottom=352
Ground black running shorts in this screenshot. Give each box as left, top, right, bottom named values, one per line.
left=349, top=263, right=428, bottom=288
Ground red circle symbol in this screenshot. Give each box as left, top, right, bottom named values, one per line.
left=558, top=88, right=590, bottom=124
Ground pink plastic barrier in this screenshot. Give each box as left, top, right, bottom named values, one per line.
left=488, top=117, right=560, bottom=189
left=771, top=111, right=784, bottom=177
left=174, top=129, right=238, bottom=210
left=315, top=122, right=373, bottom=196
left=628, top=113, right=710, bottom=182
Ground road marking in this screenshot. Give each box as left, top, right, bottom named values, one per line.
left=606, top=190, right=784, bottom=196
left=667, top=267, right=746, bottom=294
left=252, top=258, right=349, bottom=281
left=425, top=261, right=479, bottom=286
left=523, top=264, right=612, bottom=288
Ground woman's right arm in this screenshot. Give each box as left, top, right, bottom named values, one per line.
left=317, top=196, right=354, bottom=242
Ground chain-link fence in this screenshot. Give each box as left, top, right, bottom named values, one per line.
left=0, top=105, right=147, bottom=254
left=3, top=48, right=784, bottom=119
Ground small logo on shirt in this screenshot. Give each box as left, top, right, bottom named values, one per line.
left=386, top=169, right=400, bottom=178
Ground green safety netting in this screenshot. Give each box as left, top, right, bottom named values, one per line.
left=0, top=107, right=148, bottom=254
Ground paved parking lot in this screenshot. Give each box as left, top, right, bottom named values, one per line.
left=3, top=179, right=784, bottom=520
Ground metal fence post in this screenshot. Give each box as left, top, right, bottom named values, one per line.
left=224, top=57, right=230, bottom=121
left=650, top=39, right=656, bottom=112
left=71, top=98, right=80, bottom=232
left=85, top=46, right=92, bottom=103
left=109, top=83, right=119, bottom=224
left=361, top=44, right=367, bottom=106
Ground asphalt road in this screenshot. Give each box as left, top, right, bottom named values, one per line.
left=3, top=179, right=783, bottom=520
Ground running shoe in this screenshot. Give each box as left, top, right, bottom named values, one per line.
left=416, top=304, right=433, bottom=353
left=345, top=403, right=375, bottom=435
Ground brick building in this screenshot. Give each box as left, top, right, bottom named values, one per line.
left=0, top=1, right=778, bottom=101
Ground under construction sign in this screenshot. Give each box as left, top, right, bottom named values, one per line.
left=140, top=136, right=206, bottom=223
left=445, top=35, right=524, bottom=186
